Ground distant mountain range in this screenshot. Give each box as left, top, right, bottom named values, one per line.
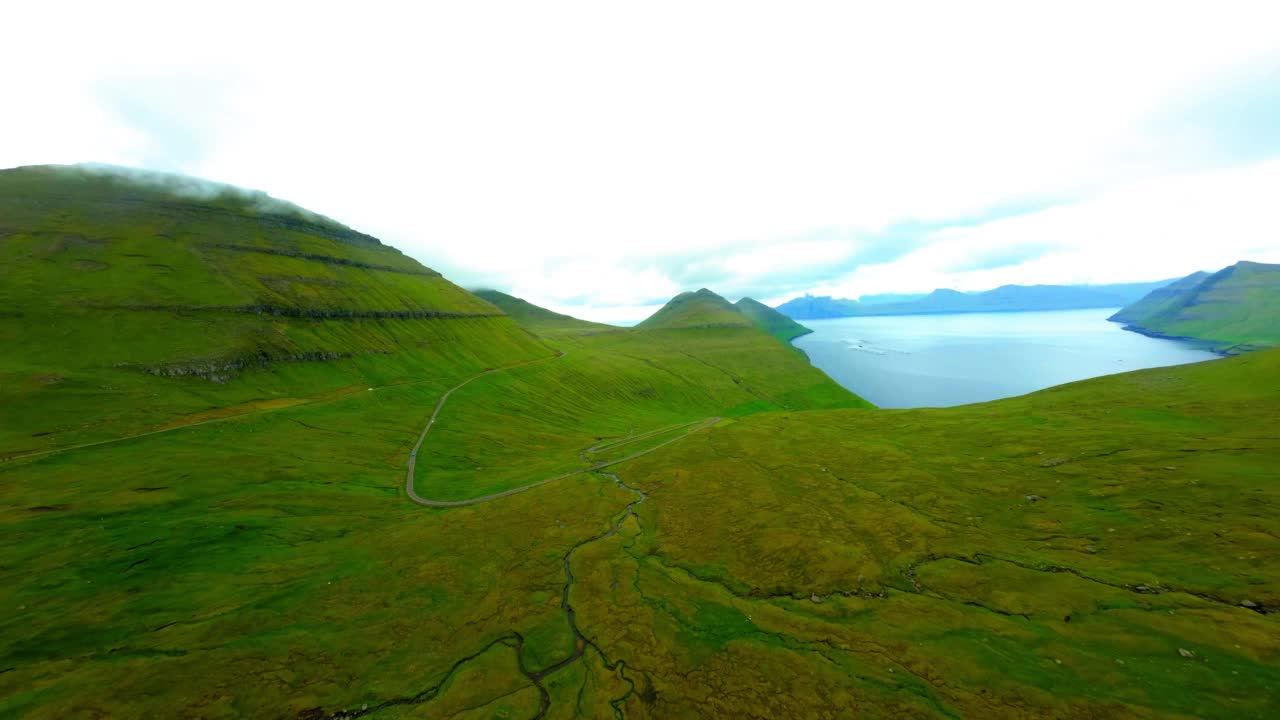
left=1110, top=261, right=1280, bottom=354
left=776, top=280, right=1175, bottom=320
left=858, top=292, right=928, bottom=306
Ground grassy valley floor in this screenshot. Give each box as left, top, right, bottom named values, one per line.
left=5, top=345, right=1277, bottom=718
left=3, top=167, right=1275, bottom=718
left=604, top=349, right=1280, bottom=718
left=0, top=316, right=864, bottom=718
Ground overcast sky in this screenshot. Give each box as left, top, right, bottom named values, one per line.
left=5, top=2, right=1280, bottom=321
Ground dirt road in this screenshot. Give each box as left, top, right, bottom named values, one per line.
left=403, top=355, right=718, bottom=507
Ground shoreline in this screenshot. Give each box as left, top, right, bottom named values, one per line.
left=1110, top=321, right=1231, bottom=357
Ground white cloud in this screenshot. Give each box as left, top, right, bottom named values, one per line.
left=802, top=158, right=1280, bottom=298
left=3, top=1, right=1280, bottom=317
left=722, top=240, right=855, bottom=278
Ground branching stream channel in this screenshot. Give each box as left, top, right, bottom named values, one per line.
left=319, top=353, right=710, bottom=719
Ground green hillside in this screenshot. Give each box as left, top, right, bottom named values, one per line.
left=1109, top=270, right=1212, bottom=324
left=635, top=288, right=751, bottom=330
left=0, top=164, right=550, bottom=458
left=407, top=292, right=868, bottom=501
left=734, top=296, right=812, bottom=343
left=472, top=288, right=615, bottom=336
left=1110, top=261, right=1280, bottom=353
left=3, top=166, right=1275, bottom=719
left=0, top=167, right=869, bottom=717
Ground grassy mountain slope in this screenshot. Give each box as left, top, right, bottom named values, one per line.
left=1, top=168, right=870, bottom=717
left=0, top=165, right=553, bottom=457
left=472, top=288, right=616, bottom=336
left=412, top=291, right=869, bottom=501
left=413, top=326, right=869, bottom=501
left=734, top=296, right=812, bottom=343
left=4, top=166, right=1274, bottom=718
left=1110, top=261, right=1280, bottom=353
left=1109, top=270, right=1212, bottom=324
left=636, top=288, right=751, bottom=330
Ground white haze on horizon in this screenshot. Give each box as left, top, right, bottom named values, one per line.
left=3, top=1, right=1280, bottom=321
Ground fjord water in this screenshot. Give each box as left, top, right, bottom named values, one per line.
left=793, top=308, right=1218, bottom=408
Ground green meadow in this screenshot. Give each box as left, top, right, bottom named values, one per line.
left=609, top=348, right=1280, bottom=718
left=2, top=166, right=1277, bottom=718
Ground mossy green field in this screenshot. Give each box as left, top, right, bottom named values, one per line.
left=2, top=166, right=1277, bottom=718
left=610, top=349, right=1280, bottom=718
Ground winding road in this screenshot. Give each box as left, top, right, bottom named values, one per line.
left=321, top=348, right=723, bottom=717
left=403, top=351, right=719, bottom=507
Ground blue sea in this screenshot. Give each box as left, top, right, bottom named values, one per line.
left=792, top=308, right=1218, bottom=408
